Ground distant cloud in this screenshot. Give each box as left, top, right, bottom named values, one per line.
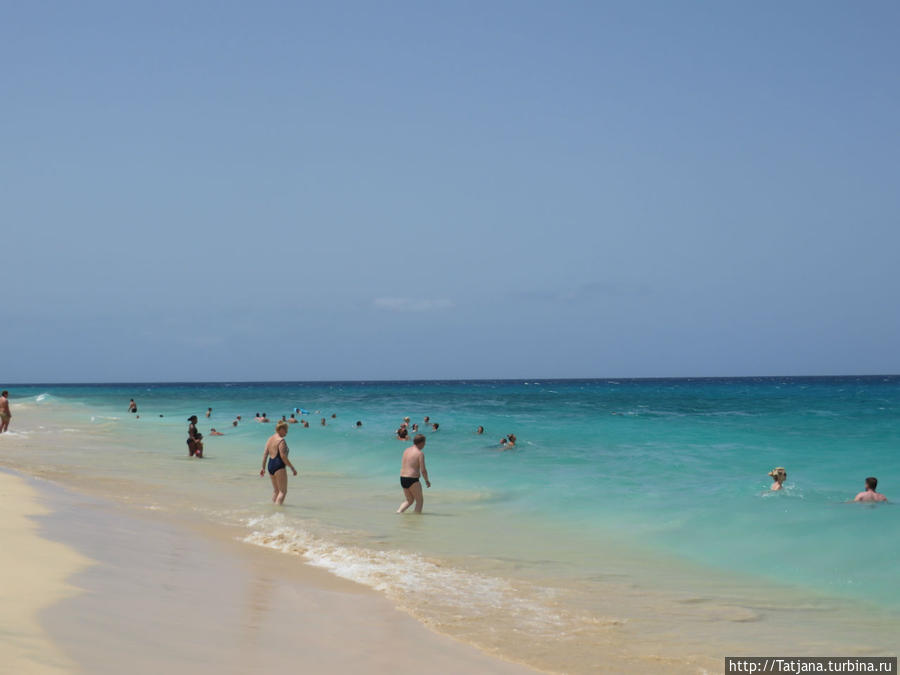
left=373, top=297, right=454, bottom=312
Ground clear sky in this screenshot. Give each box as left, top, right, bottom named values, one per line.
left=3, top=1, right=899, bottom=382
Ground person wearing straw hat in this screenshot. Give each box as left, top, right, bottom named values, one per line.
left=768, top=467, right=786, bottom=491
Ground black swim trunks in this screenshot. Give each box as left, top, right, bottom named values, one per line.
left=400, top=476, right=419, bottom=489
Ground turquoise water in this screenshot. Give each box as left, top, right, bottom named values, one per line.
left=7, top=377, right=899, bottom=608
left=3, top=377, right=900, bottom=671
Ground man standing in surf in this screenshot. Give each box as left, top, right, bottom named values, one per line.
left=397, top=434, right=431, bottom=514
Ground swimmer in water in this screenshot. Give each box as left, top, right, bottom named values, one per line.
left=209, top=428, right=224, bottom=436
left=128, top=398, right=137, bottom=413
left=397, top=426, right=409, bottom=441
left=768, top=467, right=786, bottom=491
left=476, top=426, right=484, bottom=435
left=854, top=476, right=888, bottom=502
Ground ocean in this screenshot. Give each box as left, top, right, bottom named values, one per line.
left=3, top=377, right=898, bottom=671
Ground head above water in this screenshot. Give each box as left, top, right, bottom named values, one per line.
left=768, top=467, right=786, bottom=482
left=413, top=434, right=426, bottom=448
left=866, top=476, right=878, bottom=490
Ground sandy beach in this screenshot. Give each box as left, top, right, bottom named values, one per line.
left=2, top=389, right=898, bottom=675
left=0, top=471, right=90, bottom=674
left=0, top=468, right=537, bottom=675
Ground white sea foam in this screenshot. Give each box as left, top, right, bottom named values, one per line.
left=242, top=513, right=576, bottom=637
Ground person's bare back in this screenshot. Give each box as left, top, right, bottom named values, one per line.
left=400, top=445, right=425, bottom=478
left=398, top=434, right=430, bottom=514
left=854, top=477, right=887, bottom=502
left=855, top=491, right=887, bottom=502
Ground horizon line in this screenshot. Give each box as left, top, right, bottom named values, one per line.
left=4, top=373, right=900, bottom=387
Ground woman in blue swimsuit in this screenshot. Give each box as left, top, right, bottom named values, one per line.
left=259, top=420, right=297, bottom=504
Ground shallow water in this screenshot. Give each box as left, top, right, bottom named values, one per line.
left=3, top=378, right=899, bottom=672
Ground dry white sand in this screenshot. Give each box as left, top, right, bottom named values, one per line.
left=0, top=471, right=91, bottom=673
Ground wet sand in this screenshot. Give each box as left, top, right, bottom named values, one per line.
left=1, top=469, right=537, bottom=675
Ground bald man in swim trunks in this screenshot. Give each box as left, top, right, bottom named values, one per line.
left=397, top=434, right=431, bottom=514
left=0, top=391, right=10, bottom=433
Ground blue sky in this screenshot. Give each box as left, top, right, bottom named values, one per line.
left=2, top=1, right=899, bottom=382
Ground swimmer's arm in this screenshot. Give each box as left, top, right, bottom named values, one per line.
left=280, top=441, right=298, bottom=476
left=420, top=454, right=431, bottom=487
left=260, top=447, right=268, bottom=476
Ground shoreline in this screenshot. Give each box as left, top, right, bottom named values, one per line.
left=2, top=467, right=538, bottom=675
left=2, top=393, right=898, bottom=674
